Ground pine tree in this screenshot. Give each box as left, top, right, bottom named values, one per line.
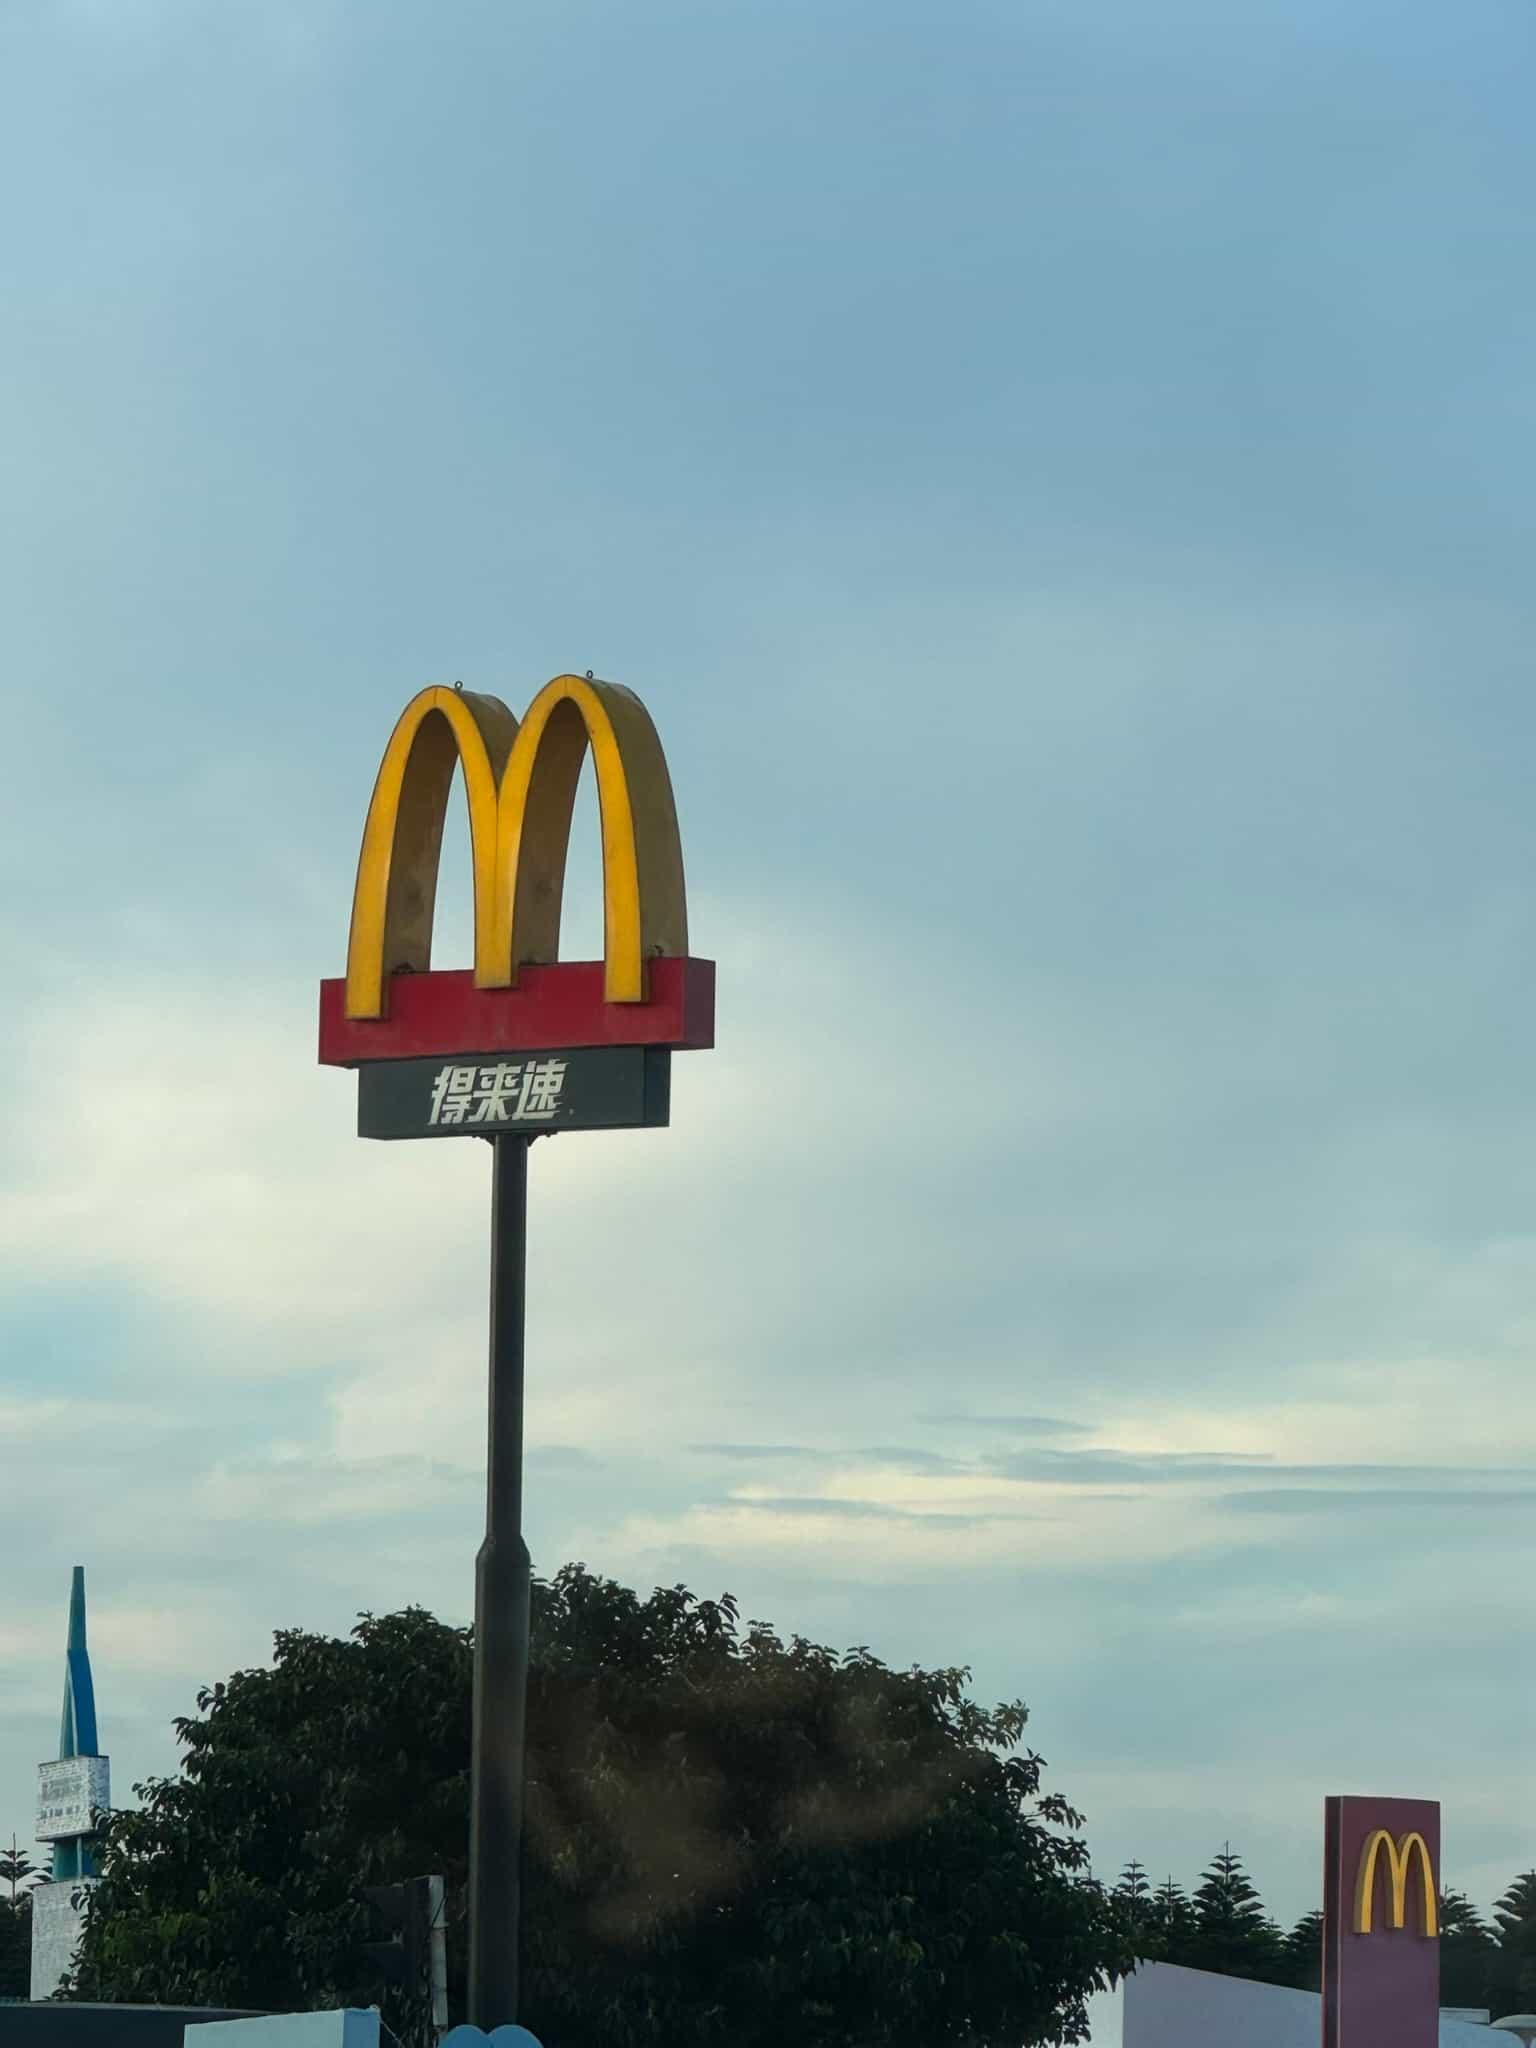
left=1280, top=1908, right=1323, bottom=1992
left=1439, top=1889, right=1494, bottom=2011
left=0, top=1837, right=41, bottom=1905
left=1187, top=1844, right=1284, bottom=1983
left=1147, top=1875, right=1198, bottom=1967
left=1487, top=1872, right=1536, bottom=2017
left=0, top=1838, right=37, bottom=2001
left=1113, top=1859, right=1156, bottom=1953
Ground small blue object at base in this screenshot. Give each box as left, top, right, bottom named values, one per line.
left=440, top=2028, right=543, bottom=2048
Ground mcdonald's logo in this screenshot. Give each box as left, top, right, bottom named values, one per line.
left=1354, top=1829, right=1438, bottom=1938
left=319, top=675, right=714, bottom=1068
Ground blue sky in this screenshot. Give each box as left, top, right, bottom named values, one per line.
left=3, top=1, right=1536, bottom=2036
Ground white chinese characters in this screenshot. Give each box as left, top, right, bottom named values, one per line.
left=428, top=1058, right=569, bottom=1127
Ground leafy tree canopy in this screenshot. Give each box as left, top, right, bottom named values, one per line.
left=65, top=1565, right=1129, bottom=2047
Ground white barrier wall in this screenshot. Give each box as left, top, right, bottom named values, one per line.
left=187, top=2014, right=546, bottom=2048
left=1123, top=1961, right=1494, bottom=2046
left=188, top=2015, right=380, bottom=2048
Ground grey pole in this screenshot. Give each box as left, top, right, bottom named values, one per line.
left=468, top=1134, right=533, bottom=2026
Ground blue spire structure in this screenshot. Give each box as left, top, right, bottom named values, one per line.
left=59, top=1565, right=99, bottom=1762
left=32, top=1567, right=111, bottom=1993
left=48, top=1567, right=103, bottom=1883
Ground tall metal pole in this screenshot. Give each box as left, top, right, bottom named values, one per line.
left=469, top=1134, right=532, bottom=2027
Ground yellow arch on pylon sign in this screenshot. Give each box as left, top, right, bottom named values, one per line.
left=493, top=675, right=687, bottom=1004
left=345, top=676, right=689, bottom=1020
left=1354, top=1830, right=1439, bottom=1937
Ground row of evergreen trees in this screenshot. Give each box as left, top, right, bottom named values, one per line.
left=1115, top=1850, right=1536, bottom=2014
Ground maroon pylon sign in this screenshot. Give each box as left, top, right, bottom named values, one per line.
left=1323, top=1795, right=1441, bottom=2048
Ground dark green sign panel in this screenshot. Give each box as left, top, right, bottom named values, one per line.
left=357, top=1047, right=670, bottom=1141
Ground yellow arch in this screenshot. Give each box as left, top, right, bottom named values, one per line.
left=1354, top=1830, right=1438, bottom=1936
left=492, top=674, right=687, bottom=1004
left=344, top=675, right=688, bottom=1018
left=345, top=686, right=517, bottom=1021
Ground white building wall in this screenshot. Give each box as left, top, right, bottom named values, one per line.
left=189, top=2014, right=381, bottom=2048
left=1122, top=1961, right=1494, bottom=2046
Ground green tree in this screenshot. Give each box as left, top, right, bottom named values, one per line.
left=1439, top=1889, right=1494, bottom=2011
left=1278, top=1908, right=1322, bottom=1992
left=64, top=1565, right=1130, bottom=2047
left=0, top=1839, right=40, bottom=2001
left=1186, top=1846, right=1283, bottom=1982
left=0, top=1897, right=29, bottom=2000
left=0, top=1836, right=46, bottom=1999
left=1112, top=1861, right=1156, bottom=1954
left=0, top=1838, right=43, bottom=1907
left=1487, top=1872, right=1536, bottom=2017
left=1145, top=1876, right=1198, bottom=1967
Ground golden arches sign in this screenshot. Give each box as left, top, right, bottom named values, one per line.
left=1353, top=1829, right=1438, bottom=1937
left=345, top=675, right=689, bottom=1021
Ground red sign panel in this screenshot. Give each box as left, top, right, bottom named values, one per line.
left=1323, top=1795, right=1440, bottom=2048
left=318, top=957, right=715, bottom=1067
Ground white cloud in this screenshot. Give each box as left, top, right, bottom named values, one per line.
left=0, top=1395, right=154, bottom=1441
left=595, top=1486, right=1212, bottom=1582
left=0, top=900, right=1109, bottom=1446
